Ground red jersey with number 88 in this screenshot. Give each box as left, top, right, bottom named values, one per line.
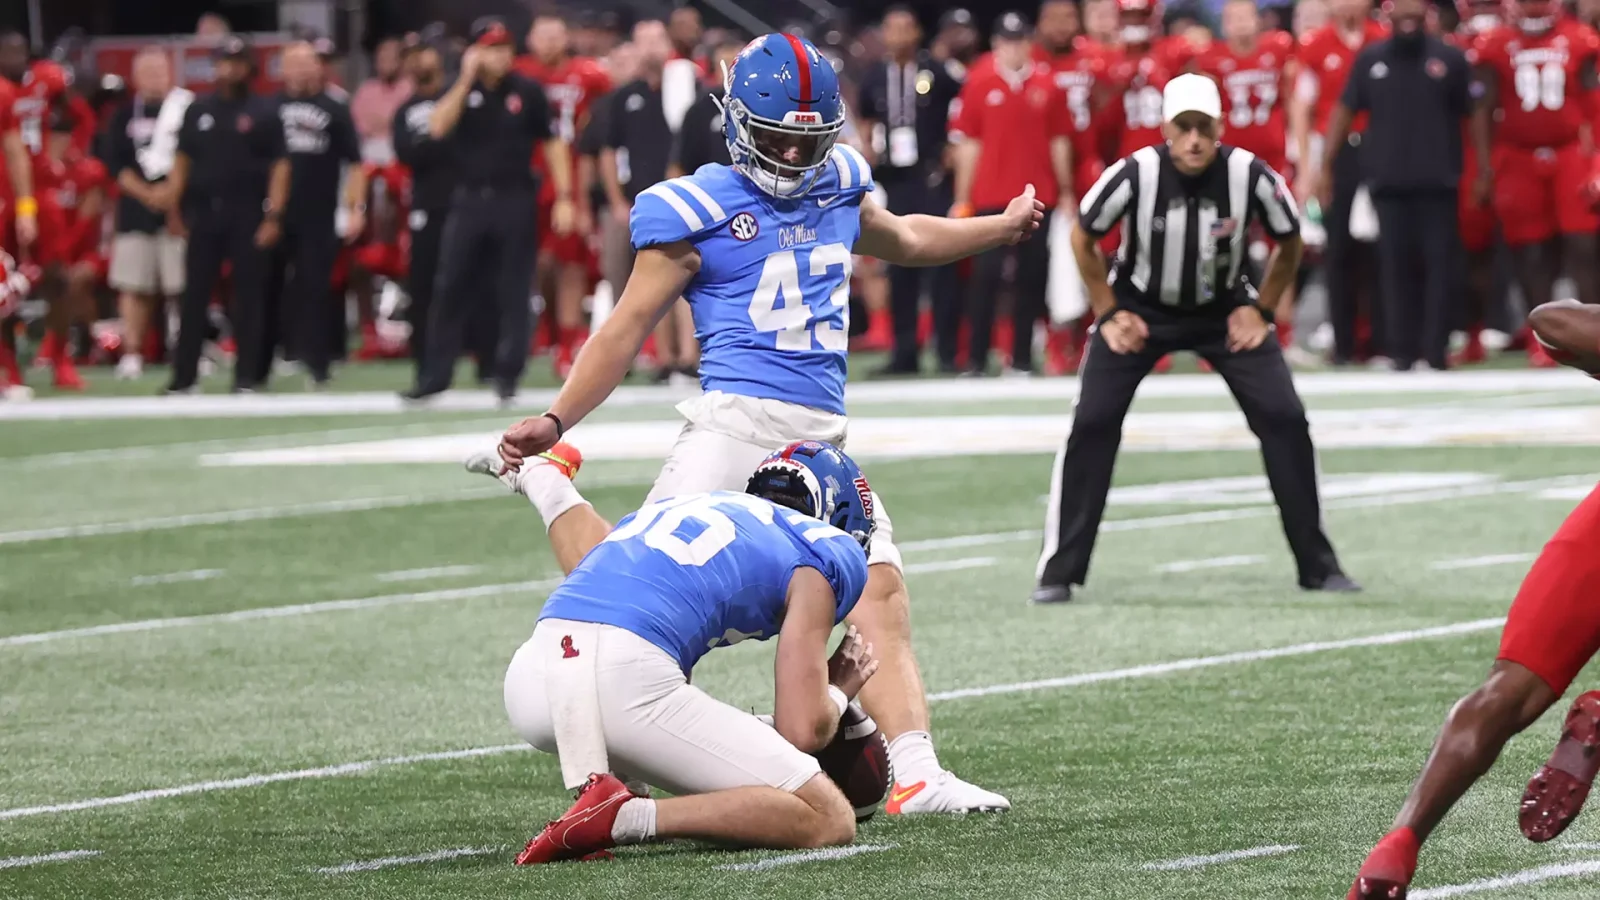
left=1195, top=32, right=1295, bottom=166
left=1474, top=20, right=1600, bottom=149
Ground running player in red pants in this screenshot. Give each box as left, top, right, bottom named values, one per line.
left=1350, top=309, right=1600, bottom=898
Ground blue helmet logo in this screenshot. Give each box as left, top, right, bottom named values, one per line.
left=746, top=440, right=875, bottom=550
left=717, top=33, right=846, bottom=198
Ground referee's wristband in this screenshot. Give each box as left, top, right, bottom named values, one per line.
left=541, top=411, right=565, bottom=438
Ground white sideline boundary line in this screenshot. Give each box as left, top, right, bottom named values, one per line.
left=1141, top=844, right=1299, bottom=871
left=0, top=850, right=102, bottom=869
left=314, top=846, right=501, bottom=874
left=924, top=617, right=1506, bottom=702
left=714, top=843, right=897, bottom=871
left=0, top=617, right=1505, bottom=822
left=1154, top=555, right=1265, bottom=574
left=0, top=578, right=562, bottom=648
left=1430, top=554, right=1536, bottom=571
left=902, top=556, right=997, bottom=575
left=0, top=745, right=527, bottom=821
left=1411, top=858, right=1600, bottom=898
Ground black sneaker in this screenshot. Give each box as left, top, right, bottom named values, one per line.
left=1302, top=573, right=1362, bottom=592
left=400, top=385, right=446, bottom=403
left=1029, top=584, right=1074, bottom=605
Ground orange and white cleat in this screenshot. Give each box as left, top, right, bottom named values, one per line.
left=514, top=773, right=630, bottom=865
left=464, top=440, right=582, bottom=493
left=536, top=441, right=583, bottom=480
left=884, top=771, right=1010, bottom=815
left=1521, top=690, right=1600, bottom=842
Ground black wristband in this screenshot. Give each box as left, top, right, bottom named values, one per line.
left=542, top=411, right=565, bottom=437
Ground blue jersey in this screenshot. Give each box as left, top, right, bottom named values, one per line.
left=630, top=145, right=875, bottom=415
left=539, top=491, right=869, bottom=673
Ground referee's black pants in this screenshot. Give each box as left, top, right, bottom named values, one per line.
left=406, top=206, right=448, bottom=367
left=883, top=172, right=962, bottom=371
left=260, top=221, right=339, bottom=384
left=170, top=197, right=269, bottom=392
left=418, top=185, right=536, bottom=394
left=1037, top=314, right=1343, bottom=591
left=1372, top=189, right=1458, bottom=371
left=1324, top=138, right=1384, bottom=363
left=967, top=209, right=1052, bottom=372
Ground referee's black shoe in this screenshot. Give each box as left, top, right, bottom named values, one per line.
left=400, top=384, right=447, bottom=404
left=1029, top=584, right=1074, bottom=604
left=1302, top=573, right=1363, bottom=593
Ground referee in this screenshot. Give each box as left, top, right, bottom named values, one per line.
left=1032, top=75, right=1357, bottom=604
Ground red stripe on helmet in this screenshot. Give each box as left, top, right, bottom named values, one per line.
left=782, top=33, right=813, bottom=112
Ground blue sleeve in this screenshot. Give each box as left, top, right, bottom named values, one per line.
left=810, top=536, right=868, bottom=623
left=630, top=174, right=732, bottom=249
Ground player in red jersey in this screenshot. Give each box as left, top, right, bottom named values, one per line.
left=515, top=14, right=601, bottom=378
left=1103, top=0, right=1178, bottom=157
left=0, top=35, right=94, bottom=163
left=29, top=105, right=105, bottom=390
left=1475, top=0, right=1600, bottom=368
left=1448, top=0, right=1506, bottom=364
left=1348, top=306, right=1600, bottom=898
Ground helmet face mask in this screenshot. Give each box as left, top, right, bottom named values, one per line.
left=720, top=34, right=846, bottom=199
left=1517, top=0, right=1558, bottom=29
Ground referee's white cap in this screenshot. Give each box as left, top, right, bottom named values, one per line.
left=1162, top=73, right=1222, bottom=122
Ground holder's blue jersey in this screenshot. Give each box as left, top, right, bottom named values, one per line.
left=539, top=491, right=869, bottom=673
left=630, top=145, right=875, bottom=415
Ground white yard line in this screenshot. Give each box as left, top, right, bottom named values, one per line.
left=1430, top=554, right=1537, bottom=571
left=0, top=850, right=101, bottom=869
left=714, top=843, right=897, bottom=871
left=1141, top=844, right=1299, bottom=871
left=0, top=745, right=527, bottom=821
left=314, top=847, right=501, bottom=874
left=902, top=556, right=997, bottom=575
left=925, top=618, right=1506, bottom=702
left=1153, top=555, right=1266, bottom=574
left=896, top=530, right=1040, bottom=553
left=374, top=565, right=483, bottom=583
left=0, top=578, right=561, bottom=648
left=0, top=617, right=1506, bottom=822
left=130, top=569, right=224, bottom=587
left=1411, top=858, right=1600, bottom=898
left=0, top=488, right=504, bottom=546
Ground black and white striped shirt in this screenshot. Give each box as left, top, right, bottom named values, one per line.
left=1078, top=144, right=1299, bottom=315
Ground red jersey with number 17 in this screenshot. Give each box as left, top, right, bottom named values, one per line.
left=1194, top=32, right=1295, bottom=165
left=1473, top=20, right=1600, bottom=149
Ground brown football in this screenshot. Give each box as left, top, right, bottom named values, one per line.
left=813, top=701, right=890, bottom=821
left=1529, top=299, right=1600, bottom=375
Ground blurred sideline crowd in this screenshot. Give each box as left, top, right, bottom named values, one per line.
left=0, top=0, right=1591, bottom=397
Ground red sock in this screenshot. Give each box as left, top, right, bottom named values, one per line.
left=1359, top=827, right=1420, bottom=884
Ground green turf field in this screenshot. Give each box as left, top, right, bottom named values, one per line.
left=6, top=366, right=1600, bottom=899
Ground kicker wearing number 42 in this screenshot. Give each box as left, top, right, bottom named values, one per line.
left=487, top=32, right=1044, bottom=815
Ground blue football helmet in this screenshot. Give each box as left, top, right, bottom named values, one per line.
left=746, top=441, right=875, bottom=551
left=718, top=33, right=846, bottom=198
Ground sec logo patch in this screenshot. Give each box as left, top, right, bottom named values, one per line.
left=730, top=212, right=759, bottom=241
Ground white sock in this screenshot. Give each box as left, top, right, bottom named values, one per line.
left=886, top=730, right=942, bottom=784
left=518, top=462, right=590, bottom=531
left=610, top=797, right=657, bottom=844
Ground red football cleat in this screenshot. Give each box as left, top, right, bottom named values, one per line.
left=0, top=341, right=23, bottom=387
left=1349, top=828, right=1418, bottom=900
left=52, top=358, right=85, bottom=391
left=537, top=442, right=584, bottom=480
left=1521, top=690, right=1600, bottom=842
left=1348, top=877, right=1407, bottom=900
left=1154, top=354, right=1174, bottom=374
left=32, top=331, right=60, bottom=369
left=1528, top=337, right=1561, bottom=368
left=514, top=773, right=631, bottom=865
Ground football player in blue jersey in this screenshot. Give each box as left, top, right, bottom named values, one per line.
left=489, top=32, right=1043, bottom=814
left=502, top=440, right=879, bottom=864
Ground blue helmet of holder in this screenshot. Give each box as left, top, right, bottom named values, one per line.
left=745, top=441, right=876, bottom=551
left=718, top=33, right=846, bottom=198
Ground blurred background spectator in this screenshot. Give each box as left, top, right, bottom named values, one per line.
left=351, top=35, right=412, bottom=163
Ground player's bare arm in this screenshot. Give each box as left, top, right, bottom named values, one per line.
left=499, top=242, right=700, bottom=467
left=1470, top=65, right=1495, bottom=206
left=1071, top=220, right=1147, bottom=354
left=853, top=188, right=1045, bottom=267
left=3, top=129, right=33, bottom=246
left=1287, top=69, right=1315, bottom=200
left=1049, top=135, right=1074, bottom=209
left=949, top=139, right=980, bottom=215
left=774, top=571, right=877, bottom=754
left=543, top=137, right=576, bottom=235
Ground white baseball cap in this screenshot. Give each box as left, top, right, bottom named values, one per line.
left=1162, top=73, right=1222, bottom=122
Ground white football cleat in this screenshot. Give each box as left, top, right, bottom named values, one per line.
left=884, top=770, right=1010, bottom=815
left=115, top=354, right=143, bottom=381
left=464, top=448, right=522, bottom=494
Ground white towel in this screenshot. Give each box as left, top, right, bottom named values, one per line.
left=662, top=59, right=699, bottom=133
left=1045, top=209, right=1089, bottom=324
left=1349, top=184, right=1380, bottom=242
left=136, top=87, right=195, bottom=182
left=544, top=621, right=611, bottom=790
